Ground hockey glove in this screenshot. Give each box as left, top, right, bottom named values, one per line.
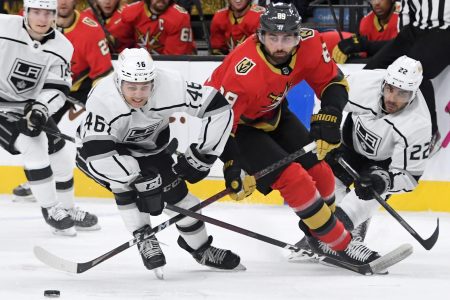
left=17, top=102, right=49, bottom=137
left=332, top=35, right=368, bottom=64
left=223, top=160, right=256, bottom=201
left=354, top=166, right=392, bottom=200
left=173, top=144, right=217, bottom=184
left=310, top=106, right=342, bottom=160
left=131, top=171, right=164, bottom=216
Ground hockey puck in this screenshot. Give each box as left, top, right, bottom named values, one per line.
left=44, top=290, right=60, bottom=297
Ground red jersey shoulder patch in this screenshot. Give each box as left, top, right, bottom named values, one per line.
left=299, top=28, right=315, bottom=41
left=235, top=57, right=256, bottom=75
left=82, top=16, right=99, bottom=28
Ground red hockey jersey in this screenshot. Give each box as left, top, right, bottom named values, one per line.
left=82, top=4, right=135, bottom=54
left=210, top=4, right=265, bottom=54
left=121, top=1, right=195, bottom=55
left=206, top=30, right=341, bottom=132
left=359, top=10, right=399, bottom=41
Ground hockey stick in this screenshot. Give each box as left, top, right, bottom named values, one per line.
left=327, top=0, right=344, bottom=40
left=34, top=142, right=317, bottom=273
left=192, top=0, right=212, bottom=54
left=166, top=204, right=413, bottom=275
left=337, top=157, right=439, bottom=250
left=0, top=110, right=75, bottom=143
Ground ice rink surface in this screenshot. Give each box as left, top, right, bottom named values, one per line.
left=0, top=195, right=449, bottom=300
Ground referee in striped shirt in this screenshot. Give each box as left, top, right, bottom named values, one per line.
left=364, top=0, right=450, bottom=147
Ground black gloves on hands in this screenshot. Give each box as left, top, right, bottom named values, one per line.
left=223, top=160, right=256, bottom=201
left=354, top=166, right=392, bottom=200
left=131, top=170, right=164, bottom=216
left=332, top=35, right=368, bottom=64
left=173, top=143, right=217, bottom=184
left=310, top=106, right=342, bottom=160
left=17, top=102, right=49, bottom=137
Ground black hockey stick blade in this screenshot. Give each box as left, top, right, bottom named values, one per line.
left=337, top=157, right=439, bottom=250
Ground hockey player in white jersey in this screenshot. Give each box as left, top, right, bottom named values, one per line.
left=0, top=0, right=99, bottom=236
left=291, top=56, right=431, bottom=261
left=76, top=48, right=244, bottom=279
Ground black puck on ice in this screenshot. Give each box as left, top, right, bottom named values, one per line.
left=44, top=290, right=60, bottom=297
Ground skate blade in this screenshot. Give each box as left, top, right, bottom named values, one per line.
left=208, top=263, right=247, bottom=272
left=153, top=267, right=164, bottom=280
left=369, top=243, right=413, bottom=274
left=12, top=195, right=37, bottom=202
left=52, top=227, right=77, bottom=237
left=75, top=224, right=101, bottom=231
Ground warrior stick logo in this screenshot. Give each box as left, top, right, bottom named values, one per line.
left=8, top=59, right=44, bottom=94
left=235, top=57, right=256, bottom=75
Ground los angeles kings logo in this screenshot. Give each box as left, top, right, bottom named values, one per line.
left=8, top=58, right=44, bottom=94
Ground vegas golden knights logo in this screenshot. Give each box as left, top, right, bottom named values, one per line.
left=235, top=57, right=256, bottom=75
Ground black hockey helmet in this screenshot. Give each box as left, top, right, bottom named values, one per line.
left=259, top=2, right=302, bottom=35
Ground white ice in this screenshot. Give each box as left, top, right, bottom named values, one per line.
left=0, top=195, right=449, bottom=300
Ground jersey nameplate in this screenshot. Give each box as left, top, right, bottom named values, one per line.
left=235, top=57, right=256, bottom=75
left=7, top=58, right=45, bottom=94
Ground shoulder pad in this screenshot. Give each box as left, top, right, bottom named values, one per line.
left=82, top=17, right=99, bottom=28
left=251, top=5, right=266, bottom=13
left=235, top=57, right=256, bottom=75
left=174, top=4, right=188, bottom=14
left=299, top=28, right=315, bottom=41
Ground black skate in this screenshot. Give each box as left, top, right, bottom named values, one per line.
left=67, top=207, right=100, bottom=231
left=41, top=204, right=76, bottom=236
left=12, top=182, right=36, bottom=202
left=351, top=219, right=371, bottom=242
left=287, top=236, right=321, bottom=263
left=178, top=235, right=246, bottom=271
left=133, top=225, right=166, bottom=279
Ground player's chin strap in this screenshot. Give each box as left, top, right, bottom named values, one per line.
left=33, top=142, right=317, bottom=274
left=0, top=110, right=75, bottom=143
left=337, top=156, right=439, bottom=250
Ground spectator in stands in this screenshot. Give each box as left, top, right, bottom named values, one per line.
left=210, top=0, right=265, bottom=55
left=82, top=0, right=136, bottom=55
left=121, top=0, right=196, bottom=55
left=332, top=0, right=399, bottom=64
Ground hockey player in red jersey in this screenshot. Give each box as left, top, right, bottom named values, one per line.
left=210, top=0, right=265, bottom=55
left=121, top=0, right=195, bottom=55
left=333, top=0, right=399, bottom=63
left=206, top=2, right=383, bottom=267
left=82, top=0, right=136, bottom=54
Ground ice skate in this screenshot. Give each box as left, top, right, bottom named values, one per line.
left=12, top=182, right=36, bottom=202
left=41, top=204, right=76, bottom=236
left=287, top=236, right=320, bottom=263
left=178, top=235, right=246, bottom=271
left=134, top=225, right=166, bottom=280
left=67, top=207, right=100, bottom=231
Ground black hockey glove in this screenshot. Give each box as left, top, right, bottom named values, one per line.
left=17, top=102, right=49, bottom=137
left=131, top=170, right=164, bottom=216
left=223, top=160, right=256, bottom=201
left=338, top=35, right=368, bottom=54
left=172, top=144, right=217, bottom=184
left=354, top=166, right=392, bottom=200
left=310, top=106, right=342, bottom=160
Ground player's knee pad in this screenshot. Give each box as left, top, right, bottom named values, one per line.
left=117, top=202, right=150, bottom=233
left=14, top=133, right=50, bottom=170
left=271, top=162, right=317, bottom=209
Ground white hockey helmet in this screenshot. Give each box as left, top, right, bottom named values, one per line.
left=24, top=0, right=57, bottom=10
left=23, top=0, right=57, bottom=36
left=384, top=55, right=423, bottom=93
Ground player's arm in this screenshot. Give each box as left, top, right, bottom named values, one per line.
left=210, top=14, right=228, bottom=55
left=78, top=110, right=140, bottom=185
left=306, top=34, right=349, bottom=160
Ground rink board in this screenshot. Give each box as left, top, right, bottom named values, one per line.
left=0, top=166, right=449, bottom=212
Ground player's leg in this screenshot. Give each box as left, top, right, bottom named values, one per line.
left=47, top=120, right=99, bottom=231
left=4, top=114, right=76, bottom=235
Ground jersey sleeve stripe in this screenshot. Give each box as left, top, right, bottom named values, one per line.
left=198, top=116, right=212, bottom=150
left=212, top=110, right=233, bottom=151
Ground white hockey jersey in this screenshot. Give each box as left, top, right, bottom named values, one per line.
left=0, top=15, right=73, bottom=115
left=345, top=69, right=432, bottom=193
left=77, top=68, right=233, bottom=186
